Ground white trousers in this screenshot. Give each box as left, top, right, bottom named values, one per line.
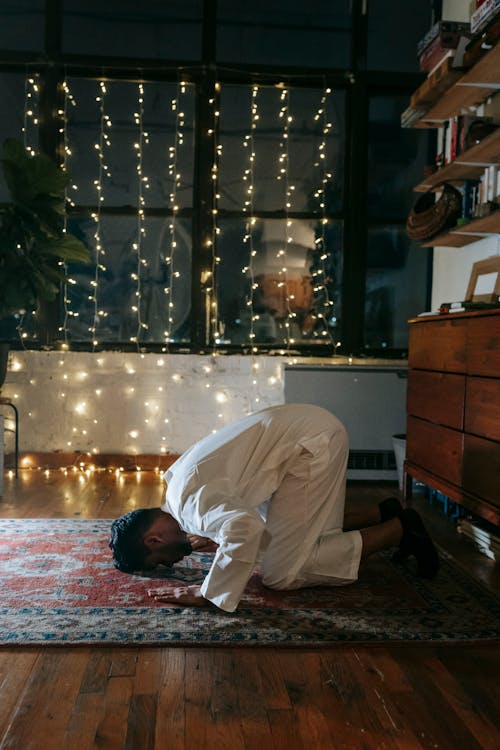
left=260, top=419, right=362, bottom=590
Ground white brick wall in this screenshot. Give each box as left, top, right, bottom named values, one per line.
left=1, top=351, right=285, bottom=455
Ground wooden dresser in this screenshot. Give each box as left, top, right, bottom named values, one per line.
left=405, top=308, right=500, bottom=525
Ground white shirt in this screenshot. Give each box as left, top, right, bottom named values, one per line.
left=162, top=404, right=340, bottom=612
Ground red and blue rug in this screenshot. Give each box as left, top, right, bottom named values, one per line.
left=1, top=518, right=499, bottom=645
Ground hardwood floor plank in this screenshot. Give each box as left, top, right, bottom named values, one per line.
left=206, top=651, right=246, bottom=750
left=124, top=693, right=157, bottom=750
left=63, top=692, right=106, bottom=750
left=93, top=674, right=134, bottom=749
left=0, top=650, right=39, bottom=738
left=133, top=649, right=163, bottom=694
left=436, top=647, right=500, bottom=727
left=423, top=651, right=500, bottom=750
left=279, top=651, right=361, bottom=750
left=0, top=649, right=89, bottom=750
left=388, top=648, right=489, bottom=750
left=183, top=650, right=213, bottom=749
left=154, top=649, right=186, bottom=750
left=256, top=651, right=293, bottom=711
left=80, top=651, right=115, bottom=694
left=267, top=708, right=305, bottom=750
left=235, top=651, right=276, bottom=750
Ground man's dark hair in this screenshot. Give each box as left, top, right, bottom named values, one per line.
left=109, top=507, right=161, bottom=573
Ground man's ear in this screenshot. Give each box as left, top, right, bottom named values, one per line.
left=143, top=533, right=164, bottom=550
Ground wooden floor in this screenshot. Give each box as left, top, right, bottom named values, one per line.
left=0, top=470, right=499, bottom=750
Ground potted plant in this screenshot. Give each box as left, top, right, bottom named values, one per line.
left=0, top=138, right=90, bottom=388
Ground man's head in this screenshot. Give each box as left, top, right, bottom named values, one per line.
left=109, top=507, right=192, bottom=573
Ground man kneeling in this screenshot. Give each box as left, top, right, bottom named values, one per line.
left=109, top=404, right=438, bottom=612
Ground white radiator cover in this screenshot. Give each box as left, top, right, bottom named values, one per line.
left=284, top=365, right=408, bottom=480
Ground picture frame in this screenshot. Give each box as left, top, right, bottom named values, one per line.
left=464, top=256, right=500, bottom=303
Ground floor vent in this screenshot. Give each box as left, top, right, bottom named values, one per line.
left=348, top=450, right=396, bottom=472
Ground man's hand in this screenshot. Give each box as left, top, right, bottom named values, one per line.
left=147, top=584, right=209, bottom=607
left=188, top=534, right=219, bottom=553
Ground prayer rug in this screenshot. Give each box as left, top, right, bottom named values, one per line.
left=1, top=518, right=499, bottom=646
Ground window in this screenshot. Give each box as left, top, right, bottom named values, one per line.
left=363, top=94, right=431, bottom=351
left=0, top=2, right=432, bottom=355
left=62, top=0, right=203, bottom=60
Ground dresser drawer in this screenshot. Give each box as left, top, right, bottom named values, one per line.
left=466, top=315, right=500, bottom=376
left=463, top=434, right=500, bottom=509
left=407, top=370, right=465, bottom=429
left=408, top=319, right=466, bottom=372
left=407, top=416, right=463, bottom=486
left=465, top=377, right=500, bottom=442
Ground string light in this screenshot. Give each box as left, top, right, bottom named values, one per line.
left=22, top=73, right=39, bottom=156
left=276, top=87, right=295, bottom=348
left=241, top=84, right=264, bottom=412
left=205, top=81, right=222, bottom=347
left=131, top=82, right=150, bottom=345
left=88, top=80, right=111, bottom=350
left=242, top=85, right=260, bottom=352
left=163, top=79, right=187, bottom=347
left=59, top=76, right=76, bottom=345
left=16, top=72, right=40, bottom=344
left=311, top=86, right=338, bottom=350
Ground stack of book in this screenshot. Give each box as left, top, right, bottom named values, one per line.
left=417, top=20, right=471, bottom=74
left=439, top=299, right=500, bottom=314
left=457, top=518, right=500, bottom=561
left=471, top=0, right=500, bottom=35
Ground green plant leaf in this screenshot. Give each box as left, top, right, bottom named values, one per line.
left=38, top=234, right=90, bottom=264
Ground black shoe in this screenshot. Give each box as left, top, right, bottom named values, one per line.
left=379, top=497, right=403, bottom=522
left=396, top=508, right=439, bottom=579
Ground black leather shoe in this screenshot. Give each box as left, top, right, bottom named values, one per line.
left=379, top=497, right=403, bottom=522
left=396, top=508, right=439, bottom=579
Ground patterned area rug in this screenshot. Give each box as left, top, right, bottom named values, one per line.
left=1, top=518, right=499, bottom=645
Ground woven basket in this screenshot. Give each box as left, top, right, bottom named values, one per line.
left=406, top=184, right=462, bottom=242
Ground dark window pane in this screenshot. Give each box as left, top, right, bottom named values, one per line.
left=367, top=0, right=432, bottom=72
left=367, top=95, right=430, bottom=220
left=66, top=215, right=191, bottom=344
left=0, top=1, right=44, bottom=51
left=364, top=227, right=429, bottom=350
left=62, top=0, right=202, bottom=60
left=219, top=85, right=345, bottom=213
left=217, top=0, right=351, bottom=68
left=66, top=78, right=195, bottom=209
left=216, top=218, right=342, bottom=347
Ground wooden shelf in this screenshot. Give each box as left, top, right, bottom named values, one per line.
left=415, top=127, right=500, bottom=191
left=414, top=42, right=500, bottom=127
left=421, top=210, right=500, bottom=246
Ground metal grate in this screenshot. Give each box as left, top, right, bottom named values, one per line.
left=348, top=450, right=396, bottom=472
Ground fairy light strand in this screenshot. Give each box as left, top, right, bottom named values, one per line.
left=312, top=86, right=338, bottom=349
left=163, top=79, right=186, bottom=348
left=22, top=73, right=39, bottom=156
left=89, top=80, right=111, bottom=350
left=60, top=77, right=79, bottom=344
left=131, top=82, right=150, bottom=345
left=241, top=84, right=264, bottom=412
left=276, top=88, right=295, bottom=348
left=242, top=84, right=260, bottom=353
left=206, top=81, right=221, bottom=347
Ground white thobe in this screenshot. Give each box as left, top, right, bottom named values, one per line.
left=162, top=403, right=362, bottom=612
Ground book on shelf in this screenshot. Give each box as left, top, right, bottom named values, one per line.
left=439, top=299, right=500, bottom=313
left=470, top=0, right=500, bottom=34
left=401, top=106, right=428, bottom=128
left=410, top=56, right=465, bottom=109
left=417, top=20, right=471, bottom=56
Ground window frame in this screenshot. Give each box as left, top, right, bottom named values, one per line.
left=0, top=0, right=429, bottom=357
